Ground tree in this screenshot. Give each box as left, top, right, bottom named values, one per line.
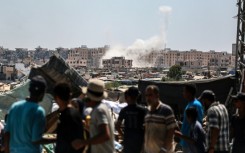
left=167, top=65, right=182, bottom=80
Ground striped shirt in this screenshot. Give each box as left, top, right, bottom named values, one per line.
left=206, top=102, right=229, bottom=152
left=144, top=102, right=177, bottom=153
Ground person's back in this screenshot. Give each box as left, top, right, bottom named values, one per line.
left=206, top=102, right=229, bottom=151
left=56, top=107, right=84, bottom=153
left=5, top=100, right=45, bottom=153
left=118, top=104, right=147, bottom=153
left=90, top=103, right=115, bottom=153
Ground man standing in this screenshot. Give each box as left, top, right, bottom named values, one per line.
left=72, top=79, right=115, bottom=153
left=230, top=92, right=245, bottom=153
left=180, top=84, right=203, bottom=153
left=116, top=87, right=147, bottom=153
left=53, top=83, right=85, bottom=153
left=199, top=90, right=229, bottom=153
left=4, top=75, right=47, bottom=153
left=144, top=85, right=177, bottom=153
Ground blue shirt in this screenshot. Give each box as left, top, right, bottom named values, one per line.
left=180, top=99, right=203, bottom=147
left=5, top=100, right=46, bottom=153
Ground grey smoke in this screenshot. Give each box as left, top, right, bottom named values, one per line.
left=102, top=5, right=172, bottom=67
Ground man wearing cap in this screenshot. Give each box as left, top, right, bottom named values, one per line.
left=230, top=93, right=245, bottom=153
left=199, top=90, right=229, bottom=153
left=4, top=75, right=49, bottom=153
left=72, top=79, right=115, bottom=153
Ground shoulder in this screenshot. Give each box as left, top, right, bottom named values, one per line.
left=94, top=103, right=109, bottom=114
left=136, top=105, right=148, bottom=112
left=192, top=100, right=202, bottom=107
left=158, top=103, right=174, bottom=116
left=36, top=105, right=46, bottom=116
left=11, top=100, right=25, bottom=107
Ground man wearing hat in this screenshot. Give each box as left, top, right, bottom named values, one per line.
left=230, top=92, right=245, bottom=153
left=4, top=75, right=48, bottom=153
left=72, top=79, right=115, bottom=153
left=199, top=90, right=229, bottom=153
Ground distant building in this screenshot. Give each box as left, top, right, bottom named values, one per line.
left=0, top=64, right=17, bottom=80
left=154, top=49, right=235, bottom=70
left=66, top=45, right=109, bottom=68
left=102, top=57, right=133, bottom=69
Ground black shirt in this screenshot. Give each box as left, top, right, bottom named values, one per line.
left=118, top=104, right=147, bottom=136
left=231, top=114, right=245, bottom=153
left=56, top=107, right=84, bottom=153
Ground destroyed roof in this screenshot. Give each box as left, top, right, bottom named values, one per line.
left=29, top=55, right=88, bottom=97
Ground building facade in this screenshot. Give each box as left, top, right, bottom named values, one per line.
left=66, top=45, right=109, bottom=68
left=102, top=57, right=133, bottom=69
left=151, top=49, right=235, bottom=70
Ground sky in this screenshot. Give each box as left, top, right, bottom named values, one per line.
left=0, top=0, right=237, bottom=52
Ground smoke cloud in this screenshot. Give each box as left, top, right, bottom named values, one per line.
left=102, top=5, right=172, bottom=67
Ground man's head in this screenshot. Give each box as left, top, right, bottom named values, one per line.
left=83, top=79, right=107, bottom=107
left=29, top=75, right=47, bottom=102
left=198, top=90, right=215, bottom=111
left=124, top=87, right=140, bottom=104
left=53, top=83, right=71, bottom=106
left=232, top=92, right=245, bottom=112
left=145, top=85, right=159, bottom=107
left=183, top=84, right=197, bottom=101
left=186, top=107, right=198, bottom=124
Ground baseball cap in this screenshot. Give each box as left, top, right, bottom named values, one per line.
left=29, top=75, right=47, bottom=94
left=198, top=90, right=216, bottom=101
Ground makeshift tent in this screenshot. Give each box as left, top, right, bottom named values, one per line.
left=138, top=76, right=236, bottom=120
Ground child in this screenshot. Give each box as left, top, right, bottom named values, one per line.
left=175, top=107, right=206, bottom=153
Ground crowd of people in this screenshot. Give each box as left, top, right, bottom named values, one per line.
left=2, top=75, right=245, bottom=153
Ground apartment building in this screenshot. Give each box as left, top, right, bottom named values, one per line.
left=102, top=57, right=133, bottom=69
left=0, top=64, right=17, bottom=80
left=66, top=45, right=109, bottom=68
left=152, top=49, right=235, bottom=69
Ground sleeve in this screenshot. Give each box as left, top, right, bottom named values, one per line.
left=165, top=107, right=177, bottom=130
left=118, top=108, right=125, bottom=121
left=32, top=108, right=46, bottom=142
left=196, top=103, right=204, bottom=124
left=95, top=108, right=109, bottom=126
left=207, top=109, right=219, bottom=129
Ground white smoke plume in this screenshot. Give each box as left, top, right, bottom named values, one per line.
left=102, top=5, right=172, bottom=67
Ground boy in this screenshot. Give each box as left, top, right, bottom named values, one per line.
left=175, top=107, right=206, bottom=153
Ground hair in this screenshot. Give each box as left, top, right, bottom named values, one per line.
left=186, top=107, right=198, bottom=121
left=184, top=84, right=197, bottom=97
left=53, top=83, right=71, bottom=102
left=125, top=87, right=140, bottom=99
left=146, top=85, right=159, bottom=95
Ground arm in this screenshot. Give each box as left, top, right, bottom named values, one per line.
left=72, top=123, right=111, bottom=150
left=115, top=119, right=123, bottom=138
left=174, top=130, right=195, bottom=145
left=4, top=132, right=10, bottom=153
left=163, top=128, right=175, bottom=150
left=209, top=127, right=219, bottom=150
left=33, top=137, right=57, bottom=145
